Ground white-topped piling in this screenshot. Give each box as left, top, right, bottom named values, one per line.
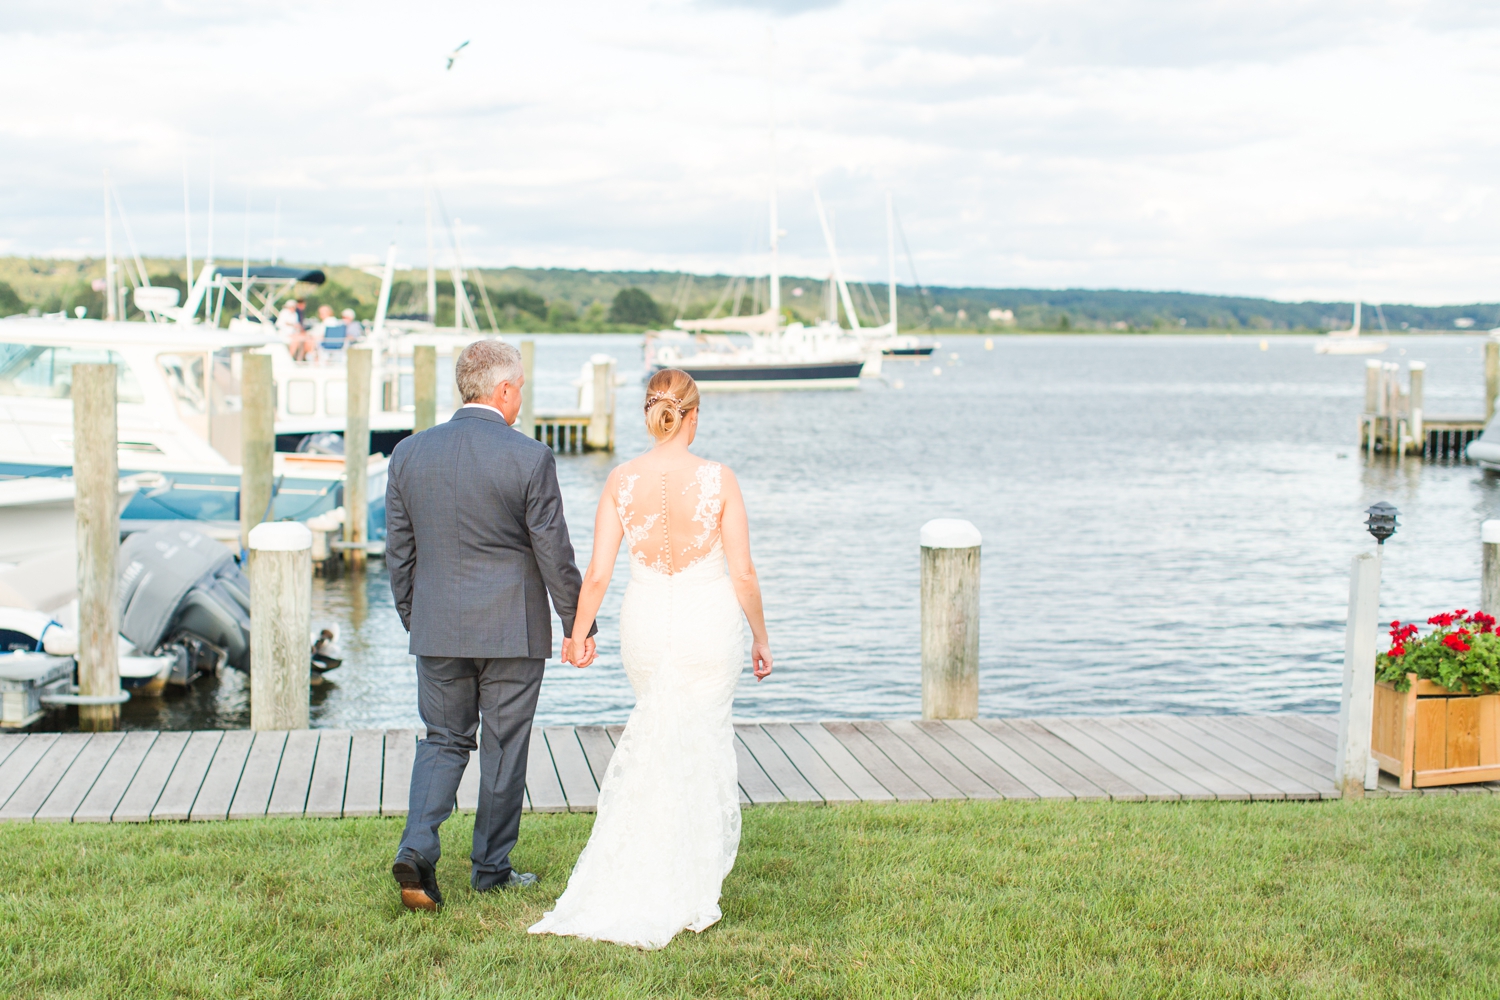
left=1483, top=521, right=1500, bottom=619
left=920, top=518, right=982, bottom=720
left=344, top=348, right=371, bottom=571
left=73, top=363, right=121, bottom=729
left=249, top=521, right=312, bottom=730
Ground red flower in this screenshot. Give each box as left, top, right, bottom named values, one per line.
left=1391, top=620, right=1403, bottom=628
left=1442, top=633, right=1471, bottom=653
left=1456, top=609, right=1470, bottom=617
left=1390, top=644, right=1407, bottom=657
left=1430, top=613, right=1457, bottom=627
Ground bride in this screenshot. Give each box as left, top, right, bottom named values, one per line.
left=528, top=367, right=773, bottom=950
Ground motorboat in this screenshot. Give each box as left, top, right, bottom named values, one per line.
left=0, top=474, right=149, bottom=563
left=0, top=315, right=387, bottom=543
left=1315, top=301, right=1387, bottom=355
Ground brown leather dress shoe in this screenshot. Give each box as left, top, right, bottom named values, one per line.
left=393, top=851, right=443, bottom=912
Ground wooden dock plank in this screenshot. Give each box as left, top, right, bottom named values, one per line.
left=792, top=722, right=895, bottom=802
left=907, top=720, right=1031, bottom=798
left=736, top=724, right=823, bottom=803
left=0, top=733, right=27, bottom=770
left=1147, top=717, right=1305, bottom=800
left=932, top=720, right=1060, bottom=798
left=1300, top=714, right=1340, bottom=735
left=381, top=729, right=416, bottom=818
left=190, top=730, right=254, bottom=821
left=456, top=750, right=479, bottom=813
left=75, top=731, right=159, bottom=822
left=1106, top=718, right=1253, bottom=801
left=342, top=730, right=384, bottom=818
left=1239, top=717, right=1339, bottom=778
left=35, top=732, right=124, bottom=822
left=823, top=721, right=930, bottom=802
left=575, top=725, right=616, bottom=788
left=545, top=727, right=599, bottom=813
left=1280, top=715, right=1338, bottom=748
left=1000, top=719, right=1142, bottom=801
left=1180, top=717, right=1331, bottom=799
left=526, top=727, right=568, bottom=813
left=733, top=734, right=786, bottom=804
left=305, top=730, right=351, bottom=819
left=761, top=723, right=860, bottom=803
left=228, top=731, right=288, bottom=820
left=149, top=731, right=219, bottom=821
left=0, top=734, right=89, bottom=821
left=1034, top=719, right=1189, bottom=801
left=0, top=733, right=58, bottom=811
left=852, top=721, right=964, bottom=800
left=605, top=724, right=625, bottom=745
left=267, top=730, right=320, bottom=818
left=984, top=722, right=1116, bottom=803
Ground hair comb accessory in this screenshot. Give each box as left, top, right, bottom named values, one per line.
left=645, top=391, right=682, bottom=411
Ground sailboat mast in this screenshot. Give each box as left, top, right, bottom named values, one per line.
left=182, top=164, right=193, bottom=295
left=767, top=55, right=780, bottom=329
left=886, top=191, right=896, bottom=335
left=104, top=169, right=116, bottom=321
left=425, top=189, right=438, bottom=323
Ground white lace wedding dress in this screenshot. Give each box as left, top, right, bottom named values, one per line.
left=528, top=460, right=745, bottom=950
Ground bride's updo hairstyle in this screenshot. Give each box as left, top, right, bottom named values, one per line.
left=644, top=368, right=700, bottom=441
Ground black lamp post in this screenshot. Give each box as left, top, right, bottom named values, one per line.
left=1365, top=501, right=1398, bottom=546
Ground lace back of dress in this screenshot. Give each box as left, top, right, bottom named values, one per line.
left=616, top=462, right=723, bottom=574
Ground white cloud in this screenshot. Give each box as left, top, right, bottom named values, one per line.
left=0, top=0, right=1496, bottom=302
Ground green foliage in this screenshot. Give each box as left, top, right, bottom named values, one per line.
left=5, top=800, right=1500, bottom=997
left=1376, top=610, right=1500, bottom=693
left=608, top=286, right=662, bottom=326
left=0, top=282, right=24, bottom=317
left=491, top=287, right=547, bottom=319
left=546, top=299, right=578, bottom=325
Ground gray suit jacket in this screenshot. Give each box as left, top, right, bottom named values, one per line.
left=385, top=406, right=592, bottom=658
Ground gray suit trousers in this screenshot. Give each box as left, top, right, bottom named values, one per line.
left=396, top=655, right=544, bottom=890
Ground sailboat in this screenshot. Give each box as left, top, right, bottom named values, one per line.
left=647, top=185, right=868, bottom=390
left=1315, top=301, right=1387, bottom=355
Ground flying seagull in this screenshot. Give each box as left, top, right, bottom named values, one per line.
left=446, top=40, right=469, bottom=71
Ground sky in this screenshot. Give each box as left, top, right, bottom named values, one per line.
left=1, top=0, right=1498, bottom=304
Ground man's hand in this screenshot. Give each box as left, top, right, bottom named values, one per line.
left=562, top=635, right=597, bottom=669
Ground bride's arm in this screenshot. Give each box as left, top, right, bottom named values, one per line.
left=568, top=470, right=626, bottom=668
left=720, top=468, right=772, bottom=680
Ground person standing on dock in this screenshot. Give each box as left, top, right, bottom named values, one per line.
left=385, top=338, right=595, bottom=911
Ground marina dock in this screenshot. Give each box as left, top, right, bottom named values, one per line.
left=0, top=714, right=1481, bottom=824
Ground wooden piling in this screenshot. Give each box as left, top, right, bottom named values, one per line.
left=344, top=348, right=371, bottom=571
left=412, top=345, right=437, bottom=433
left=587, top=356, right=612, bottom=451
left=920, top=519, right=981, bottom=720
left=1407, top=361, right=1425, bottom=452
left=520, top=340, right=535, bottom=440
left=1335, top=551, right=1380, bottom=799
left=1484, top=521, right=1500, bottom=619
left=1487, top=339, right=1499, bottom=423
left=73, top=364, right=121, bottom=730
left=248, top=522, right=311, bottom=730
left=241, top=353, right=274, bottom=549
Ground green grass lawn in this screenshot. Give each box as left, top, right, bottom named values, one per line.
left=3, top=797, right=1500, bottom=999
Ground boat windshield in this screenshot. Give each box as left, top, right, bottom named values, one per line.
left=0, top=343, right=145, bottom=403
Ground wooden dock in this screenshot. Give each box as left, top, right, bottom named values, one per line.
left=0, top=715, right=1487, bottom=824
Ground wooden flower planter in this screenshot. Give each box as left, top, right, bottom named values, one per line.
left=1372, top=674, right=1500, bottom=788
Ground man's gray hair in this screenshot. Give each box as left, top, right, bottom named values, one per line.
left=454, top=339, right=523, bottom=403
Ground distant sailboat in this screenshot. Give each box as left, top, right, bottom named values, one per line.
left=1315, top=300, right=1387, bottom=355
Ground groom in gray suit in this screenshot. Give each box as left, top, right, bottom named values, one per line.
left=385, top=338, right=595, bottom=911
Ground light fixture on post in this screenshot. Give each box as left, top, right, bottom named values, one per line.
left=1365, top=501, right=1398, bottom=547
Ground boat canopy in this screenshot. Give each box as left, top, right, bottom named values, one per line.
left=674, top=309, right=779, bottom=334
left=211, top=266, right=325, bottom=285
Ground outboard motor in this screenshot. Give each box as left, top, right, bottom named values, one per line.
left=117, top=524, right=251, bottom=685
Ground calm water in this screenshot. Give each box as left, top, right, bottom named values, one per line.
left=88, top=332, right=1500, bottom=731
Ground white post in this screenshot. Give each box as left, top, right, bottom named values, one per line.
left=1335, top=552, right=1381, bottom=798
left=1483, top=521, right=1500, bottom=619
left=519, top=340, right=535, bottom=440
left=344, top=348, right=371, bottom=571
left=104, top=170, right=117, bottom=321
left=1408, top=360, right=1425, bottom=454
left=920, top=518, right=982, bottom=720
left=249, top=521, right=311, bottom=730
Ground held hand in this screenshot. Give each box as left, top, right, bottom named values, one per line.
left=560, top=637, right=577, bottom=667
left=751, top=641, right=772, bottom=682
left=575, top=636, right=597, bottom=668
